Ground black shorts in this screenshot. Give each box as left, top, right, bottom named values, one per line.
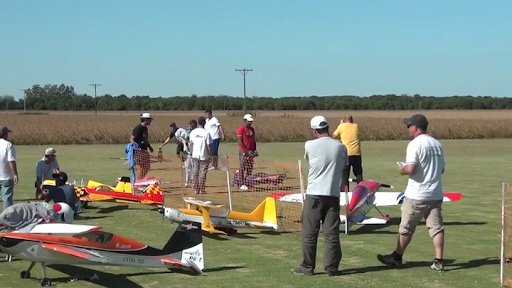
left=176, top=142, right=184, bottom=155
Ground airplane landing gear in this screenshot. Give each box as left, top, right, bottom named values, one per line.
left=20, top=262, right=52, bottom=287
left=40, top=278, right=52, bottom=287
left=20, top=270, right=30, bottom=279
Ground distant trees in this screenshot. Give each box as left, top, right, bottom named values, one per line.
left=1, top=83, right=511, bottom=111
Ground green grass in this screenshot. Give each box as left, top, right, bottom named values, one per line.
left=0, top=139, right=509, bottom=288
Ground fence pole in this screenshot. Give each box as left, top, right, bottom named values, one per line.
left=225, top=155, right=233, bottom=210
left=501, top=182, right=508, bottom=286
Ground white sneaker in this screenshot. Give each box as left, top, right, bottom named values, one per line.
left=240, top=185, right=248, bottom=191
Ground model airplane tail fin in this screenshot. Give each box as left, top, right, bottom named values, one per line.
left=163, top=220, right=204, bottom=271
left=142, top=184, right=164, bottom=204
left=249, top=197, right=278, bottom=230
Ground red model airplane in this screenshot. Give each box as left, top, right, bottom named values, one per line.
left=0, top=221, right=204, bottom=287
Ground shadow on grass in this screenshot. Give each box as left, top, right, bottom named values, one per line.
left=76, top=215, right=110, bottom=221
left=95, top=205, right=152, bottom=214
left=202, top=229, right=292, bottom=241
left=319, top=257, right=499, bottom=276
left=350, top=217, right=487, bottom=235
left=45, top=263, right=246, bottom=286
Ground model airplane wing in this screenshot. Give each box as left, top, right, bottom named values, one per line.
left=373, top=192, right=462, bottom=206
left=340, top=215, right=389, bottom=224
left=271, top=192, right=462, bottom=207
left=40, top=243, right=110, bottom=263
left=28, top=224, right=102, bottom=234
left=183, top=197, right=224, bottom=209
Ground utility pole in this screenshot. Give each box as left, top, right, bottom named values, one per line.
left=89, top=83, right=101, bottom=115
left=19, top=89, right=26, bottom=113
left=235, top=68, right=252, bottom=113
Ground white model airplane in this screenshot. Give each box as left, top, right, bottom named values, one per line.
left=270, top=179, right=462, bottom=234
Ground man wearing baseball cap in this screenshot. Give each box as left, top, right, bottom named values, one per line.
left=130, top=113, right=154, bottom=179
left=292, top=115, right=348, bottom=277
left=236, top=114, right=258, bottom=191
left=35, top=147, right=60, bottom=199
left=377, top=114, right=447, bottom=272
left=38, top=171, right=79, bottom=215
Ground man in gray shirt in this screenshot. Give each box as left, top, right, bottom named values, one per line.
left=291, top=116, right=348, bottom=277
left=39, top=171, right=78, bottom=215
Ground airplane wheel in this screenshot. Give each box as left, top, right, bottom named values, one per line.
left=226, top=228, right=238, bottom=235
left=40, top=278, right=52, bottom=287
left=20, top=270, right=30, bottom=279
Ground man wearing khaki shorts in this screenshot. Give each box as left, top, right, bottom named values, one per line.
left=377, top=114, right=446, bottom=272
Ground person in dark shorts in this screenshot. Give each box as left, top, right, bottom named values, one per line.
left=38, top=171, right=79, bottom=217
left=159, top=123, right=187, bottom=165
left=130, top=113, right=154, bottom=179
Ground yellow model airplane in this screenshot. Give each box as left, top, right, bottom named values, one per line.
left=158, top=197, right=278, bottom=235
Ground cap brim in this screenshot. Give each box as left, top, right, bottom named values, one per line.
left=245, top=118, right=254, bottom=121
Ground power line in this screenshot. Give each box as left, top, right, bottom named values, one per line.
left=19, top=89, right=26, bottom=113
left=89, top=83, right=101, bottom=115
left=235, top=68, right=253, bottom=113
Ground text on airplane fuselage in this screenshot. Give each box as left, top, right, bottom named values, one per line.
left=122, top=256, right=145, bottom=264
left=227, top=219, right=248, bottom=226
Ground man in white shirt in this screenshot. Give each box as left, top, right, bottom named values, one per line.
left=291, top=116, right=348, bottom=277
left=189, top=117, right=213, bottom=194
left=204, top=109, right=224, bottom=170
left=377, top=114, right=446, bottom=272
left=0, top=126, right=18, bottom=212
left=35, top=148, right=60, bottom=199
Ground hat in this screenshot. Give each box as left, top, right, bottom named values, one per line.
left=45, top=147, right=57, bottom=156
left=405, top=114, right=428, bottom=130
left=243, top=114, right=254, bottom=121
left=140, top=113, right=153, bottom=119
left=170, top=122, right=176, bottom=127
left=0, top=126, right=12, bottom=137
left=310, top=116, right=329, bottom=129
left=52, top=171, right=68, bottom=183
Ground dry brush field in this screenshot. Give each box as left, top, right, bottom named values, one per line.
left=0, top=109, right=511, bottom=145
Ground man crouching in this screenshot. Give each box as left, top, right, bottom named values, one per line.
left=38, top=172, right=80, bottom=218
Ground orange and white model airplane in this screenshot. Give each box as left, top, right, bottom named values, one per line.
left=159, top=197, right=278, bottom=235
left=0, top=221, right=204, bottom=287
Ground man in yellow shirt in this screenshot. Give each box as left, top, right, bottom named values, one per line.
left=333, top=115, right=363, bottom=191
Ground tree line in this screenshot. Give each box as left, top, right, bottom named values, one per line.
left=1, top=84, right=511, bottom=111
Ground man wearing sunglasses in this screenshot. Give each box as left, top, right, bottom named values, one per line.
left=35, top=148, right=60, bottom=200
left=377, top=114, right=446, bottom=272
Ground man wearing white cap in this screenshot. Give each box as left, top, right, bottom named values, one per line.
left=292, top=115, right=348, bottom=277
left=130, top=113, right=154, bottom=179
left=236, top=114, right=258, bottom=191
left=35, top=147, right=60, bottom=199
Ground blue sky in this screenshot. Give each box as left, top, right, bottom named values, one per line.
left=1, top=0, right=510, bottom=98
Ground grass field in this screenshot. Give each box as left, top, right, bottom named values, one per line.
left=0, top=139, right=508, bottom=288
left=1, top=109, right=512, bottom=144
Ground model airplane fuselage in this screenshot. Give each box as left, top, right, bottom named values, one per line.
left=270, top=179, right=462, bottom=234
left=160, top=197, right=278, bottom=235
left=0, top=221, right=204, bottom=287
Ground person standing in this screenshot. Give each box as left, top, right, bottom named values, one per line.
left=236, top=114, right=258, bottom=191
left=204, top=109, right=225, bottom=170
left=35, top=147, right=60, bottom=199
left=377, top=114, right=446, bottom=272
left=183, top=120, right=197, bottom=188
left=189, top=117, right=212, bottom=194
left=0, top=126, right=18, bottom=212
left=333, top=115, right=363, bottom=191
left=130, top=113, right=154, bottom=179
left=159, top=123, right=185, bottom=165
left=292, top=116, right=347, bottom=277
